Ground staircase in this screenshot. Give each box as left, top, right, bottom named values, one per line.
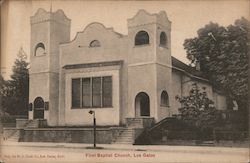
left=6, top=130, right=21, bottom=142
left=26, top=120, right=39, bottom=128
left=126, top=118, right=142, bottom=128
left=113, top=128, right=134, bottom=144
left=3, top=128, right=21, bottom=142
left=3, top=119, right=47, bottom=142
left=113, top=117, right=155, bottom=144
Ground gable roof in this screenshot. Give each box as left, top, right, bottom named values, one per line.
left=171, top=56, right=208, bottom=80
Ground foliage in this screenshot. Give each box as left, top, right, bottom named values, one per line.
left=175, top=83, right=221, bottom=131
left=1, top=47, right=29, bottom=115
left=0, top=74, right=8, bottom=116
left=183, top=18, right=249, bottom=111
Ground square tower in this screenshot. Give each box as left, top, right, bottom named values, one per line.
left=127, top=10, right=172, bottom=122
left=29, top=9, right=71, bottom=125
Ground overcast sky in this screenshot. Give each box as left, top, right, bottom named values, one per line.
left=1, top=0, right=249, bottom=79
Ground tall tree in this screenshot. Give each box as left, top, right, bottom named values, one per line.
left=0, top=74, right=6, bottom=116
left=1, top=47, right=29, bottom=115
left=183, top=18, right=249, bottom=113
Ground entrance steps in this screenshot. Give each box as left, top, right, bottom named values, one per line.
left=126, top=118, right=142, bottom=128
left=113, top=128, right=134, bottom=144
left=26, top=120, right=39, bottom=128
left=3, top=119, right=47, bottom=142
left=5, top=130, right=20, bottom=142
left=126, top=117, right=155, bottom=129
left=3, top=128, right=21, bottom=142
left=113, top=118, right=155, bottom=144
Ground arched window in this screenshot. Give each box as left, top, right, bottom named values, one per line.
left=35, top=43, right=46, bottom=56
left=89, top=40, right=101, bottom=47
left=34, top=97, right=45, bottom=108
left=160, top=32, right=167, bottom=47
left=160, top=91, right=169, bottom=107
left=135, top=31, right=149, bottom=46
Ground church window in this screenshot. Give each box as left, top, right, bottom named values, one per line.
left=82, top=78, right=91, bottom=107
left=92, top=77, right=102, bottom=107
left=102, top=76, right=112, bottom=107
left=160, top=91, right=169, bottom=107
left=89, top=40, right=101, bottom=47
left=160, top=32, right=167, bottom=47
left=72, top=78, right=81, bottom=108
left=135, top=31, right=149, bottom=46
left=71, top=76, right=112, bottom=108
left=35, top=43, right=46, bottom=56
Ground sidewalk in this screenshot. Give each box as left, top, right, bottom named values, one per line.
left=1, top=141, right=248, bottom=156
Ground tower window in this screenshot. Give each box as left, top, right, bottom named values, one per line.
left=35, top=43, right=46, bottom=56
left=135, top=31, right=149, bottom=46
left=89, top=40, right=101, bottom=47
left=160, top=91, right=169, bottom=107
left=160, top=32, right=167, bottom=47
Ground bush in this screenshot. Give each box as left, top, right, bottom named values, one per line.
left=176, top=83, right=221, bottom=135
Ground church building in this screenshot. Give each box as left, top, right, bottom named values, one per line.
left=28, top=8, right=227, bottom=128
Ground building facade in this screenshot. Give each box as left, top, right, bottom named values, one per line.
left=28, top=8, right=227, bottom=127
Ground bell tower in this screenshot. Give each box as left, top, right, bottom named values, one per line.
left=127, top=10, right=172, bottom=122
left=29, top=8, right=71, bottom=125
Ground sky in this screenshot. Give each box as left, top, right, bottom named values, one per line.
left=1, top=0, right=249, bottom=79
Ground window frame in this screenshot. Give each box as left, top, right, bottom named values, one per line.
left=71, top=76, right=113, bottom=109
left=89, top=40, right=101, bottom=48
left=71, top=78, right=81, bottom=109
left=159, top=32, right=168, bottom=48
left=34, top=42, right=46, bottom=56
left=134, top=30, right=150, bottom=46
left=160, top=90, right=169, bottom=107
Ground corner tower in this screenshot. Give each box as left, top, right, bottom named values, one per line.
left=127, top=10, right=172, bottom=122
left=29, top=8, right=71, bottom=125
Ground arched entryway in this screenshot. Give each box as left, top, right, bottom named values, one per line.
left=33, top=97, right=45, bottom=119
left=135, top=92, right=150, bottom=117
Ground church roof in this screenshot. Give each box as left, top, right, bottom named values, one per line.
left=171, top=56, right=208, bottom=80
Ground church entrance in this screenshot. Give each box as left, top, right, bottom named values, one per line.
left=135, top=92, right=150, bottom=117
left=33, top=97, right=45, bottom=119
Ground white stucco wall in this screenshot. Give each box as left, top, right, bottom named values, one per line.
left=170, top=70, right=182, bottom=115
left=127, top=64, right=157, bottom=119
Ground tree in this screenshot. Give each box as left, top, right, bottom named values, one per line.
left=0, top=74, right=7, bottom=116
left=175, top=83, right=220, bottom=131
left=183, top=18, right=249, bottom=112
left=1, top=47, right=29, bottom=115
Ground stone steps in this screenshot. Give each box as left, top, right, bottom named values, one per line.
left=26, top=121, right=39, bottom=128
left=113, top=129, right=134, bottom=144
left=5, top=131, right=20, bottom=142
left=4, top=120, right=40, bottom=142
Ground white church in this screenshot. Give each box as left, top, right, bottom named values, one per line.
left=28, top=8, right=227, bottom=128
